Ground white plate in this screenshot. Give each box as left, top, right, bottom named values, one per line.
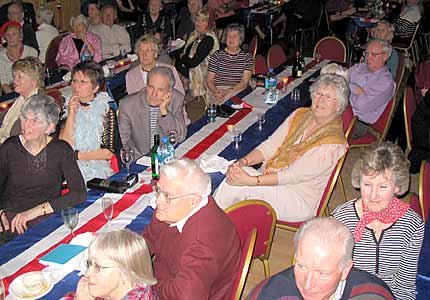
left=9, top=271, right=54, bottom=300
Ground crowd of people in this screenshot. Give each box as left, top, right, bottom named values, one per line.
left=0, top=0, right=428, bottom=299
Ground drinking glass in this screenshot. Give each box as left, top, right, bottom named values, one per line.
left=61, top=207, right=79, bottom=236
left=106, top=60, right=116, bottom=77
left=120, top=48, right=128, bottom=58
left=291, top=88, right=301, bottom=101
left=206, top=104, right=217, bottom=122
left=232, top=129, right=242, bottom=150
left=102, top=197, right=114, bottom=227
left=0, top=279, right=4, bottom=300
left=256, top=113, right=265, bottom=131
left=168, top=130, right=178, bottom=147
left=249, top=77, right=257, bottom=90
left=120, top=148, right=134, bottom=177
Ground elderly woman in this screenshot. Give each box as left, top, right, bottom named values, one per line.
left=371, top=21, right=399, bottom=78
left=207, top=23, right=253, bottom=104
left=175, top=8, right=219, bottom=100
left=135, top=0, right=171, bottom=43
left=332, top=141, right=424, bottom=300
left=56, top=14, right=102, bottom=70
left=176, top=0, right=204, bottom=40
left=0, top=21, right=38, bottom=95
left=393, top=0, right=421, bottom=40
left=0, top=57, right=44, bottom=144
left=320, top=63, right=349, bottom=82
left=35, top=9, right=59, bottom=64
left=215, top=74, right=349, bottom=222
left=73, top=229, right=157, bottom=300
left=59, top=61, right=120, bottom=182
left=0, top=94, right=86, bottom=236
left=126, top=34, right=184, bottom=95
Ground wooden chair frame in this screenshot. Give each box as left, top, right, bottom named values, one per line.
left=393, top=21, right=421, bottom=66
left=418, top=160, right=429, bottom=224
left=403, top=86, right=416, bottom=153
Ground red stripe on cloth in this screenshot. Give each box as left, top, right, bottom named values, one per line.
left=4, top=184, right=154, bottom=292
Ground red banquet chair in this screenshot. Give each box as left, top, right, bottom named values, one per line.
left=419, top=160, right=430, bottom=223
left=225, top=200, right=277, bottom=278
left=254, top=54, right=269, bottom=75
left=313, top=36, right=347, bottom=63
left=44, top=33, right=67, bottom=72
left=230, top=227, right=257, bottom=300
left=267, top=44, right=286, bottom=70
left=403, top=86, right=417, bottom=153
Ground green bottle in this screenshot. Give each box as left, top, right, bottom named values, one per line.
left=151, top=134, right=160, bottom=180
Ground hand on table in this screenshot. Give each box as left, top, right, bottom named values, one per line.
left=10, top=208, right=39, bottom=234
left=226, top=164, right=255, bottom=186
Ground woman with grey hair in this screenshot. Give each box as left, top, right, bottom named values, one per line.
left=72, top=229, right=156, bottom=300
left=56, top=14, right=102, bottom=70
left=371, top=21, right=399, bottom=78
left=332, top=141, right=424, bottom=300
left=215, top=74, right=348, bottom=222
left=0, top=94, right=86, bottom=238
left=35, top=8, right=59, bottom=64
left=207, top=23, right=253, bottom=104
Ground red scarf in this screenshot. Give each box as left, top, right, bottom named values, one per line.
left=354, top=198, right=410, bottom=242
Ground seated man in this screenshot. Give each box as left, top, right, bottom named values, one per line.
left=349, top=39, right=396, bottom=137
left=88, top=4, right=131, bottom=59
left=143, top=158, right=241, bottom=300
left=7, top=2, right=38, bottom=52
left=118, top=66, right=186, bottom=159
left=371, top=20, right=399, bottom=79
left=248, top=217, right=395, bottom=300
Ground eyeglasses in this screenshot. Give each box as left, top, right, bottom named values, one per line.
left=364, top=51, right=386, bottom=58
left=19, top=115, right=45, bottom=127
left=312, top=91, right=337, bottom=102
left=153, top=185, right=196, bottom=205
left=85, top=259, right=117, bottom=273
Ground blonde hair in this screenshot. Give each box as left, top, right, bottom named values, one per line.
left=194, top=8, right=209, bottom=22
left=12, top=57, right=45, bottom=88
left=134, top=34, right=160, bottom=56
left=88, top=229, right=157, bottom=287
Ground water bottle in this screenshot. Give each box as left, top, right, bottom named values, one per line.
left=81, top=44, right=92, bottom=62
left=265, top=68, right=278, bottom=104
left=264, top=68, right=272, bottom=95
left=157, top=136, right=175, bottom=165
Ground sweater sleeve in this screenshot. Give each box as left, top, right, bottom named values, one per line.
left=179, top=36, right=214, bottom=68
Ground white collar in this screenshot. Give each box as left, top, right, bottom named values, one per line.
left=169, top=196, right=209, bottom=233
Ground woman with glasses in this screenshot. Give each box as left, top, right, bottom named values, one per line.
left=72, top=229, right=157, bottom=300
left=215, top=74, right=349, bottom=222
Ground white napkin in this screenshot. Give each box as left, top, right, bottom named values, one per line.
left=127, top=53, right=139, bottom=62
left=199, top=154, right=232, bottom=174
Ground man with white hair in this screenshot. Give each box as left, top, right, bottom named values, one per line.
left=248, top=217, right=395, bottom=300
left=371, top=20, right=398, bottom=78
left=35, top=8, right=58, bottom=63
left=143, top=158, right=241, bottom=300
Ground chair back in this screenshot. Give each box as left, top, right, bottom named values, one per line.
left=45, top=33, right=67, bottom=71
left=267, top=44, right=286, bottom=70
left=394, top=52, right=406, bottom=93
left=225, top=200, right=276, bottom=262
left=408, top=193, right=423, bottom=218
left=419, top=160, right=430, bottom=223
left=403, top=86, right=417, bottom=152
left=46, top=88, right=64, bottom=108
left=313, top=36, right=346, bottom=63
left=342, top=105, right=357, bottom=142
left=254, top=54, right=269, bottom=75
left=248, top=35, right=258, bottom=59
left=230, top=228, right=257, bottom=300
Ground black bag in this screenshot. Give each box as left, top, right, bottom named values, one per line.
left=87, top=174, right=138, bottom=193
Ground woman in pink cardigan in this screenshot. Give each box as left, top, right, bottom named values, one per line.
left=56, top=14, right=102, bottom=70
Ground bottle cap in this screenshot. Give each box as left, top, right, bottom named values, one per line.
left=162, top=136, right=169, bottom=143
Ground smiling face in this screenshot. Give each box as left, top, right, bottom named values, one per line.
left=4, top=26, right=22, bottom=47
left=88, top=4, right=100, bottom=19
left=13, top=70, right=38, bottom=97
left=85, top=255, right=123, bottom=299
left=73, top=21, right=87, bottom=37
left=20, top=111, right=50, bottom=142
left=194, top=15, right=208, bottom=33
left=71, top=71, right=99, bottom=102
left=102, top=7, right=116, bottom=27
left=226, top=29, right=241, bottom=52
left=365, top=41, right=389, bottom=72
left=360, top=170, right=399, bottom=213
left=372, top=23, right=391, bottom=42
left=311, top=84, right=340, bottom=121
left=138, top=42, right=157, bottom=66
left=188, top=0, right=202, bottom=15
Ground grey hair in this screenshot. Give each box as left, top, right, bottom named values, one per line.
left=320, top=63, right=349, bottom=82
left=21, top=94, right=60, bottom=126
left=224, top=23, right=245, bottom=45
left=372, top=20, right=395, bottom=43
left=294, top=217, right=354, bottom=270
left=70, top=14, right=89, bottom=28
left=88, top=229, right=157, bottom=287
left=36, top=9, right=54, bottom=25
left=310, top=74, right=350, bottom=114
left=351, top=141, right=410, bottom=195
left=8, top=3, right=24, bottom=15
left=367, top=38, right=392, bottom=58
left=160, top=158, right=212, bottom=197
left=134, top=34, right=160, bottom=56
left=147, top=66, right=176, bottom=90
left=5, top=25, right=23, bottom=40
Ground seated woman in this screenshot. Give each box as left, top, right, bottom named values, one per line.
left=176, top=0, right=203, bottom=41
left=0, top=94, right=86, bottom=236
left=207, top=23, right=253, bottom=104
left=71, top=229, right=157, bottom=300
left=59, top=61, right=121, bottom=182
left=175, top=8, right=219, bottom=102
left=35, top=8, right=59, bottom=64
left=0, top=57, right=44, bottom=144
left=126, top=34, right=184, bottom=95
left=371, top=21, right=399, bottom=79
left=215, top=74, right=349, bottom=222
left=86, top=1, right=102, bottom=26
left=332, top=141, right=424, bottom=300
left=393, top=0, right=421, bottom=42
left=320, top=62, right=349, bottom=81
left=56, top=14, right=102, bottom=71
left=135, top=0, right=171, bottom=43
left=0, top=21, right=38, bottom=95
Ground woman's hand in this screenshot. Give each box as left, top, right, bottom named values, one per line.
left=76, top=276, right=94, bottom=300
left=10, top=208, right=40, bottom=234
left=68, top=96, right=81, bottom=115
left=226, top=164, right=256, bottom=186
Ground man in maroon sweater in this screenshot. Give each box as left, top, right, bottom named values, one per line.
left=143, top=158, right=241, bottom=300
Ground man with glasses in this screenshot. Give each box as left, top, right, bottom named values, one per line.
left=349, top=39, right=396, bottom=138
left=142, top=158, right=241, bottom=300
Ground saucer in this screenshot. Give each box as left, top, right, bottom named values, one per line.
left=9, top=271, right=54, bottom=300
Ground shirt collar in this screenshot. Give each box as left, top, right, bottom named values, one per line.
left=169, top=196, right=209, bottom=233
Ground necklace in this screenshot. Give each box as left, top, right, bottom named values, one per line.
left=6, top=45, right=23, bottom=62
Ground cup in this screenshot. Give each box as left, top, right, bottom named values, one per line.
left=22, top=273, right=45, bottom=292
left=106, top=60, right=116, bottom=77
left=291, top=88, right=301, bottom=101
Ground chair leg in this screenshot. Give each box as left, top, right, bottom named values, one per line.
left=339, top=175, right=347, bottom=202
left=262, top=259, right=270, bottom=278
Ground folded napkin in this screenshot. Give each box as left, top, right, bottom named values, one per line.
left=127, top=53, right=139, bottom=62
left=199, top=154, right=232, bottom=174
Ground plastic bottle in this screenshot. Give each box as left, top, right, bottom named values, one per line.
left=157, top=136, right=175, bottom=165
left=81, top=44, right=92, bottom=62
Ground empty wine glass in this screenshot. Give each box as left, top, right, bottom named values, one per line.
left=102, top=197, right=114, bottom=228
left=249, top=77, right=257, bottom=90
left=120, top=148, right=134, bottom=177
left=0, top=279, right=5, bottom=300
left=256, top=113, right=265, bottom=131
left=232, top=129, right=242, bottom=150
left=206, top=104, right=217, bottom=122
left=61, top=207, right=79, bottom=236
left=168, top=130, right=178, bottom=147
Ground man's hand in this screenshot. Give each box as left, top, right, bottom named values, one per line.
left=159, top=91, right=173, bottom=115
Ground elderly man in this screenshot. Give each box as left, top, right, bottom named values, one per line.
left=88, top=4, right=131, bottom=59
left=248, top=217, right=395, bottom=300
left=118, top=66, right=186, bottom=159
left=143, top=158, right=241, bottom=300
left=6, top=2, right=38, bottom=51
left=371, top=21, right=399, bottom=78
left=349, top=39, right=396, bottom=137
left=35, top=9, right=58, bottom=63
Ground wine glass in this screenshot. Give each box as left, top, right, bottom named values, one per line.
left=206, top=104, right=217, bottom=122
left=61, top=207, right=79, bottom=236
left=168, top=130, right=178, bottom=147
left=102, top=197, right=114, bottom=228
left=256, top=113, right=265, bottom=131
left=120, top=148, right=134, bottom=178
left=232, top=129, right=242, bottom=150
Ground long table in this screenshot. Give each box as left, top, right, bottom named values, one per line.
left=0, top=59, right=328, bottom=300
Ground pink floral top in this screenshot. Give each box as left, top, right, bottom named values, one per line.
left=62, top=285, right=156, bottom=300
